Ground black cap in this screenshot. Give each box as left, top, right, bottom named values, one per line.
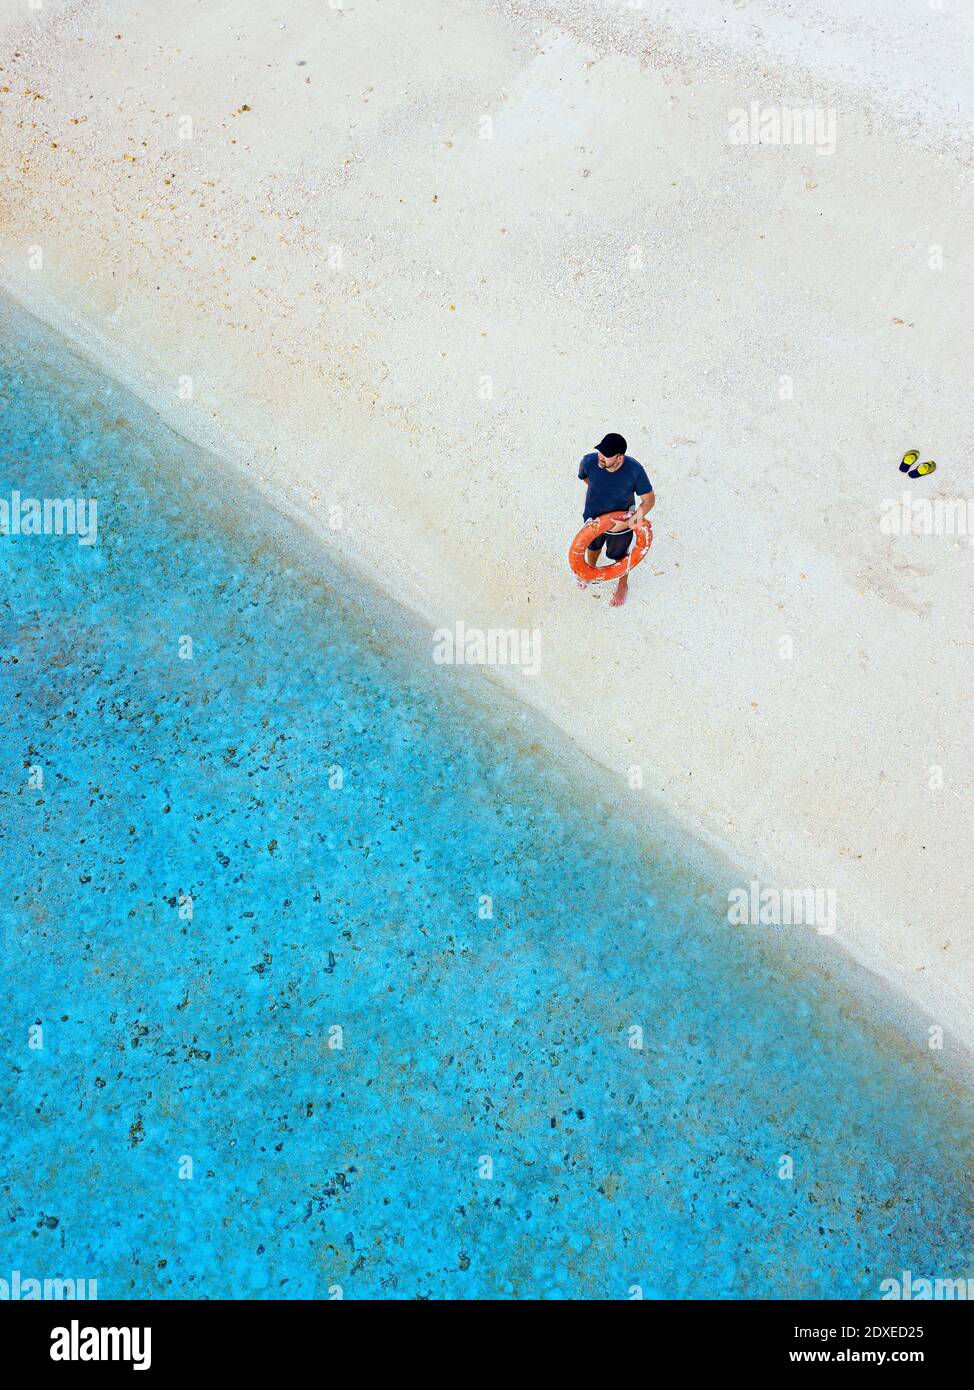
left=595, top=433, right=627, bottom=457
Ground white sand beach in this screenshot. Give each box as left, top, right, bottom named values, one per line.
left=2, top=0, right=972, bottom=1050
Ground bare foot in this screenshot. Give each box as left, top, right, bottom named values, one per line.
left=609, top=582, right=628, bottom=607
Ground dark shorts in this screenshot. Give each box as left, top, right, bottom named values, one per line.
left=586, top=527, right=633, bottom=561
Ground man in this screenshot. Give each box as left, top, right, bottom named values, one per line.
left=577, top=433, right=655, bottom=607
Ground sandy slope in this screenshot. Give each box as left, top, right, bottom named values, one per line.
left=1, top=0, right=972, bottom=1052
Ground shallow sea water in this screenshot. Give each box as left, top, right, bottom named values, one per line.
left=1, top=299, right=971, bottom=1299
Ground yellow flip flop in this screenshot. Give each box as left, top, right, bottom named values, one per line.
left=899, top=449, right=920, bottom=473
left=908, top=460, right=936, bottom=478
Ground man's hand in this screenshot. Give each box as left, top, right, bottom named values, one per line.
left=608, top=512, right=634, bottom=533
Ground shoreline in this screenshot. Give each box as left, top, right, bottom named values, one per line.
left=5, top=286, right=973, bottom=1099
left=2, top=0, right=973, bottom=1061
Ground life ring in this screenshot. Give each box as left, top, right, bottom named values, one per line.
left=568, top=511, right=653, bottom=582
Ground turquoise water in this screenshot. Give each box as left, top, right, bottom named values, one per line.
left=1, top=299, right=972, bottom=1300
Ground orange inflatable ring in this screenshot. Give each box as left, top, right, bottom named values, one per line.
left=568, top=511, right=653, bottom=583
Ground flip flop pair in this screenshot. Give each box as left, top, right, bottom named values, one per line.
left=899, top=450, right=936, bottom=478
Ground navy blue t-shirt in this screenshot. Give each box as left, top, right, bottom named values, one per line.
left=578, top=453, right=653, bottom=521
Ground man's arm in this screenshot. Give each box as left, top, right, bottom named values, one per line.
left=633, top=489, right=655, bottom=522
left=608, top=490, right=655, bottom=532
left=612, top=490, right=655, bottom=529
